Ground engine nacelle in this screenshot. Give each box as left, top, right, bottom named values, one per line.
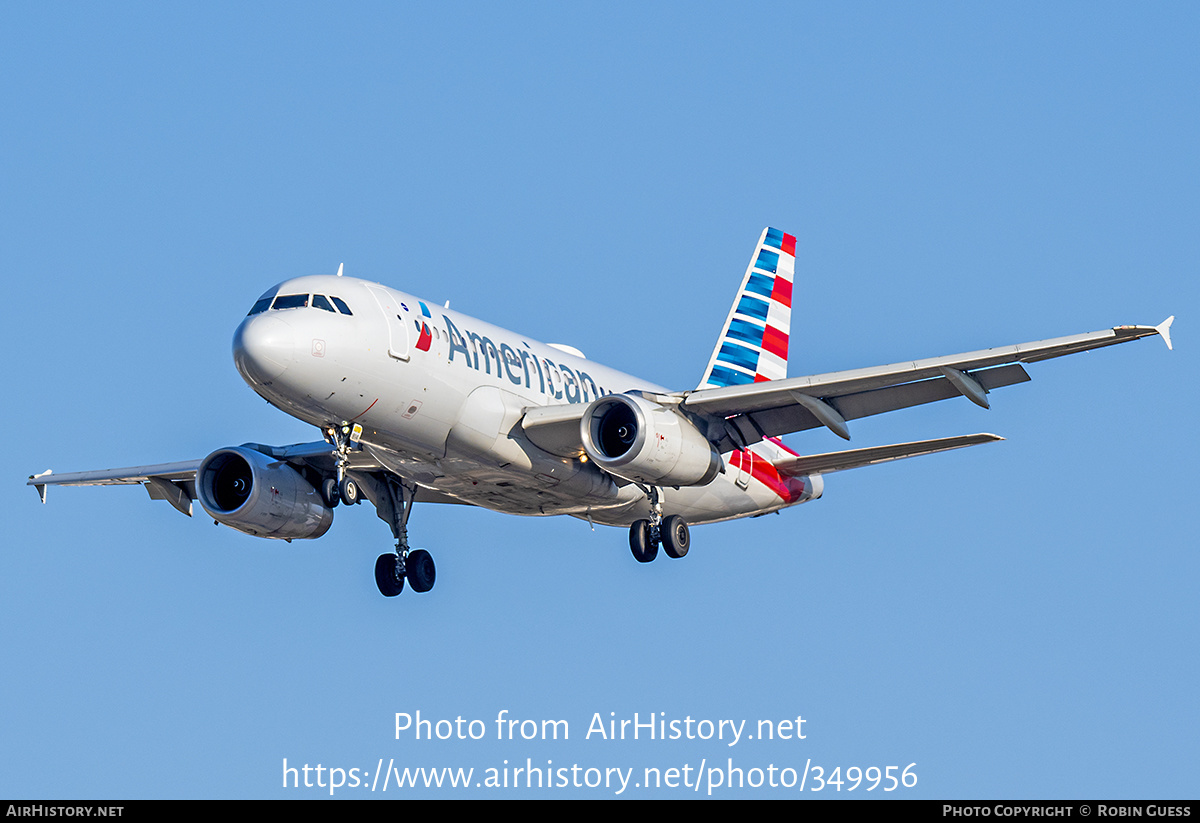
left=580, top=394, right=721, bottom=487
left=196, top=446, right=333, bottom=540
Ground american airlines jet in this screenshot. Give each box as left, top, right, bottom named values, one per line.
left=28, top=229, right=1174, bottom=597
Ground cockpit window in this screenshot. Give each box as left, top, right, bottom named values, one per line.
left=272, top=294, right=309, bottom=310
left=249, top=292, right=351, bottom=315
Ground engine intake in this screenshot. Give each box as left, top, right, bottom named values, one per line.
left=196, top=446, right=333, bottom=539
left=580, top=394, right=721, bottom=487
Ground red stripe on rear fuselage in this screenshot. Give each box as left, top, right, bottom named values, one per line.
left=729, top=448, right=804, bottom=503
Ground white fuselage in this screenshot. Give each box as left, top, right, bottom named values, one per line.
left=233, top=275, right=821, bottom=527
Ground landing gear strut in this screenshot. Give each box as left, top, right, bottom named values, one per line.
left=628, top=487, right=690, bottom=562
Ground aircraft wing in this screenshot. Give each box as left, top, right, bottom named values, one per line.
left=680, top=318, right=1174, bottom=451
left=28, top=460, right=203, bottom=515
left=27, top=440, right=386, bottom=516
left=521, top=318, right=1172, bottom=457
left=27, top=440, right=468, bottom=516
left=771, top=433, right=1003, bottom=476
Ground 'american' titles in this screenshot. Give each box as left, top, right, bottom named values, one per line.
left=442, top=314, right=608, bottom=402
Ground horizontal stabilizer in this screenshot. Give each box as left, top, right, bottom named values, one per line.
left=773, top=433, right=1003, bottom=476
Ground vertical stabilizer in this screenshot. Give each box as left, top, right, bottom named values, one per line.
left=697, top=227, right=796, bottom=389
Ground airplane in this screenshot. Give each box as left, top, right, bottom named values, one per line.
left=27, top=228, right=1175, bottom=598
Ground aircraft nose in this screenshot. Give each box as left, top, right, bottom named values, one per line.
left=233, top=314, right=294, bottom=385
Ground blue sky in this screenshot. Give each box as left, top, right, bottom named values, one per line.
left=2, top=2, right=1196, bottom=799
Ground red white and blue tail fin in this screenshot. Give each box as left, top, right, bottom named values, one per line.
left=697, top=227, right=796, bottom=389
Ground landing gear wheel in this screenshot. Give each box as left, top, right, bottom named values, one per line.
left=321, top=477, right=340, bottom=508
left=339, top=476, right=361, bottom=506
left=374, top=553, right=404, bottom=597
left=406, top=549, right=436, bottom=593
left=662, top=515, right=690, bottom=558
left=629, top=519, right=658, bottom=563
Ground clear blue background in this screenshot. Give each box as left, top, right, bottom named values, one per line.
left=2, top=2, right=1195, bottom=799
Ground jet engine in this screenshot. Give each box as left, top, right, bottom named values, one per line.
left=195, top=446, right=333, bottom=539
left=580, top=393, right=721, bottom=487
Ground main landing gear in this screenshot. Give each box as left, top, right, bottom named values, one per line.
left=325, top=423, right=436, bottom=598
left=372, top=477, right=435, bottom=597
left=629, top=486, right=690, bottom=563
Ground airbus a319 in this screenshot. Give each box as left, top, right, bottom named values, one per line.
left=28, top=228, right=1174, bottom=597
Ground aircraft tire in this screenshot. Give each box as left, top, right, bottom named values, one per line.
left=375, top=553, right=405, bottom=597
left=662, top=515, right=690, bottom=559
left=321, top=477, right=340, bottom=508
left=339, top=476, right=361, bottom=506
left=407, top=549, right=436, bottom=593
left=629, top=520, right=658, bottom=563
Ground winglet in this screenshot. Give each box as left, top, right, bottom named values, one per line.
left=30, top=469, right=52, bottom=503
left=1155, top=315, right=1174, bottom=351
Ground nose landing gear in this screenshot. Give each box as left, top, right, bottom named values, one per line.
left=324, top=424, right=364, bottom=507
